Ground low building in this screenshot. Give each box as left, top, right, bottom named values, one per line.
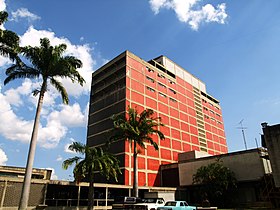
left=161, top=148, right=280, bottom=208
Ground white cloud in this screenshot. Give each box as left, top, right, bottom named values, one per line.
left=0, top=26, right=95, bottom=150
left=11, top=8, right=41, bottom=22
left=149, top=0, right=228, bottom=30
left=0, top=148, right=8, bottom=165
left=49, top=103, right=87, bottom=127
left=0, top=84, right=87, bottom=148
left=56, top=155, right=63, bottom=161
left=0, top=0, right=6, bottom=11
left=20, top=26, right=94, bottom=97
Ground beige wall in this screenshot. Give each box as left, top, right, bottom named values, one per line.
left=178, top=149, right=271, bottom=186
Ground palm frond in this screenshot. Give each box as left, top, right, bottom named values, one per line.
left=50, top=78, right=69, bottom=104
left=62, top=156, right=82, bottom=170
left=68, top=142, right=86, bottom=154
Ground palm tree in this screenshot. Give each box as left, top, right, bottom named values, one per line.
left=111, top=107, right=165, bottom=197
left=0, top=11, right=20, bottom=62
left=4, top=38, right=85, bottom=210
left=63, top=142, right=121, bottom=210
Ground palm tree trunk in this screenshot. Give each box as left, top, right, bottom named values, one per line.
left=133, top=142, right=138, bottom=197
left=19, top=81, right=46, bottom=210
left=88, top=170, right=95, bottom=210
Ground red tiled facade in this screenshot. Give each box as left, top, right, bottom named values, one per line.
left=87, top=51, right=227, bottom=187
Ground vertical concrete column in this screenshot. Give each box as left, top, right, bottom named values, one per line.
left=77, top=185, right=81, bottom=207
left=43, top=183, right=48, bottom=205
left=0, top=180, right=7, bottom=208
left=105, top=186, right=108, bottom=208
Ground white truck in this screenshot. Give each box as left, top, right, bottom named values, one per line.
left=133, top=198, right=165, bottom=210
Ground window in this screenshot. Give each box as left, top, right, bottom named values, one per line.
left=159, top=92, right=166, bottom=98
left=158, top=82, right=166, bottom=88
left=204, top=115, right=209, bottom=119
left=211, top=118, right=215, bottom=122
left=169, top=88, right=176, bottom=94
left=147, top=86, right=155, bottom=92
left=146, top=76, right=155, bottom=83
left=209, top=110, right=214, bottom=114
left=170, top=98, right=177, bottom=103
left=146, top=66, right=154, bottom=72
left=203, top=107, right=208, bottom=111
left=158, top=73, right=165, bottom=79
left=168, top=79, right=175, bottom=84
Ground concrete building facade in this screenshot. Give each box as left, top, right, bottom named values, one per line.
left=262, top=123, right=280, bottom=187
left=87, top=51, right=227, bottom=187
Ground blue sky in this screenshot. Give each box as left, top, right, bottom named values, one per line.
left=1, top=0, right=280, bottom=180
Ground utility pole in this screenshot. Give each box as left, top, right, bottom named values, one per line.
left=237, top=119, right=248, bottom=150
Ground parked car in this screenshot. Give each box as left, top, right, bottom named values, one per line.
left=157, top=201, right=196, bottom=210
left=112, top=196, right=145, bottom=209
left=133, top=198, right=165, bottom=210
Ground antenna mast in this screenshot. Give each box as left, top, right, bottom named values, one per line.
left=237, top=119, right=248, bottom=150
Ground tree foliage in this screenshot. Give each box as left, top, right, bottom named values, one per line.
left=63, top=142, right=121, bottom=210
left=111, top=107, right=165, bottom=197
left=4, top=37, right=85, bottom=210
left=0, top=11, right=20, bottom=62
left=192, top=160, right=237, bottom=208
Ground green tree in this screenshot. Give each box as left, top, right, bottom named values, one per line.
left=111, top=107, right=165, bottom=197
left=0, top=11, right=20, bottom=62
left=63, top=142, right=121, bottom=210
left=4, top=38, right=85, bottom=210
left=193, top=160, right=237, bottom=208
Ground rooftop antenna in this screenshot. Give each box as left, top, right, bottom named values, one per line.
left=255, top=137, right=259, bottom=148
left=237, top=119, right=248, bottom=150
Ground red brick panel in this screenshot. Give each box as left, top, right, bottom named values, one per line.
left=170, top=108, right=179, bottom=118
left=191, top=135, right=199, bottom=144
left=158, top=103, right=168, bottom=113
left=161, top=148, right=171, bottom=160
left=147, top=145, right=159, bottom=158
left=128, top=57, right=143, bottom=72
left=160, top=126, right=170, bottom=137
left=173, top=151, right=179, bottom=161
left=171, top=128, right=180, bottom=140
left=190, top=126, right=198, bottom=135
left=179, top=103, right=188, bottom=113
left=138, top=172, right=146, bottom=186
left=138, top=157, right=146, bottom=169
left=189, top=116, right=197, bottom=126
left=131, top=80, right=144, bottom=93
left=148, top=173, right=160, bottom=186
left=172, top=140, right=181, bottom=150
left=182, top=142, right=191, bottom=151
left=148, top=159, right=159, bottom=171
left=124, top=169, right=130, bottom=185
left=131, top=91, right=144, bottom=104
left=177, top=93, right=186, bottom=103
left=170, top=118, right=180, bottom=128
left=182, top=132, right=190, bottom=142
left=130, top=68, right=144, bottom=82
left=146, top=97, right=157, bottom=110
left=160, top=137, right=171, bottom=148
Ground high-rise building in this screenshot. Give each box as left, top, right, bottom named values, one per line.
left=87, top=51, right=227, bottom=187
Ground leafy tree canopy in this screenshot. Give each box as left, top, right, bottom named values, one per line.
left=193, top=160, right=237, bottom=207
